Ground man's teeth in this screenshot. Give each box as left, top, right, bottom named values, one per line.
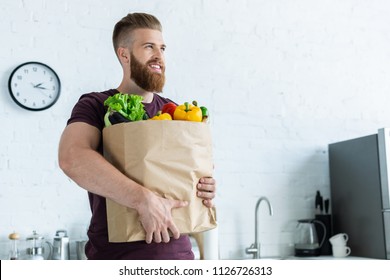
left=150, top=64, right=161, bottom=69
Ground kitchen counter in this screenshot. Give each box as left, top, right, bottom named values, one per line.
left=277, top=256, right=377, bottom=260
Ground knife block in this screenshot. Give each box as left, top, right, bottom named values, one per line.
left=315, top=214, right=332, bottom=255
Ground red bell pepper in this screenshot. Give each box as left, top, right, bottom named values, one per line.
left=161, top=102, right=177, bottom=119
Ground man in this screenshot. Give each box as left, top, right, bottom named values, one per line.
left=58, top=13, right=216, bottom=260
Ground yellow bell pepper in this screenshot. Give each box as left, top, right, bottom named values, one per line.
left=173, top=102, right=203, bottom=122
left=150, top=111, right=172, bottom=120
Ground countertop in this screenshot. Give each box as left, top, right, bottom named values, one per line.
left=277, top=255, right=377, bottom=260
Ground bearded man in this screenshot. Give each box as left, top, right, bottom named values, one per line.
left=58, top=13, right=216, bottom=260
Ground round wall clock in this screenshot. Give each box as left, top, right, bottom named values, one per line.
left=8, top=61, right=61, bottom=111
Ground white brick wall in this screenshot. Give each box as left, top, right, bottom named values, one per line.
left=1, top=0, right=390, bottom=259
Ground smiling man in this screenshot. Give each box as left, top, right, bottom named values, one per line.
left=58, top=13, right=216, bottom=260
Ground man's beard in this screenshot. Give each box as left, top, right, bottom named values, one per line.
left=130, top=52, right=165, bottom=93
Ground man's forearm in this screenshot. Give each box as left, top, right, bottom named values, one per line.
left=59, top=142, right=146, bottom=211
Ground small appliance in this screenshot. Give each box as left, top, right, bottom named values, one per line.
left=25, top=231, right=52, bottom=260
left=76, top=240, right=87, bottom=260
left=294, top=219, right=326, bottom=257
left=52, top=230, right=70, bottom=260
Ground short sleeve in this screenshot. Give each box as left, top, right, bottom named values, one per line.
left=67, top=90, right=117, bottom=131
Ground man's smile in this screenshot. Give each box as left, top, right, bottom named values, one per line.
left=149, top=63, right=162, bottom=73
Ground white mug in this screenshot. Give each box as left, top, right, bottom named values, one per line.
left=332, top=245, right=351, bottom=257
left=329, top=233, right=349, bottom=246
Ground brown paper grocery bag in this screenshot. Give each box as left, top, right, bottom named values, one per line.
left=103, top=120, right=217, bottom=242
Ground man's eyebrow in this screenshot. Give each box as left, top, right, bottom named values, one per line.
left=143, top=42, right=167, bottom=48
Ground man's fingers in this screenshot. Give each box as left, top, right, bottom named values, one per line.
left=161, top=229, right=170, bottom=243
left=171, top=199, right=188, bottom=209
left=203, top=199, right=214, bottom=208
left=145, top=231, right=153, bottom=244
left=144, top=199, right=188, bottom=244
left=199, top=177, right=215, bottom=185
left=153, top=231, right=162, bottom=243
left=168, top=222, right=181, bottom=240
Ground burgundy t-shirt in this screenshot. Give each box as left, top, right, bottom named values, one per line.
left=67, top=89, right=194, bottom=260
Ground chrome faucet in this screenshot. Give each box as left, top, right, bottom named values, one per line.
left=245, top=196, right=273, bottom=259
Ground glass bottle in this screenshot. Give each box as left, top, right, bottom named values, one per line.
left=8, top=232, right=20, bottom=260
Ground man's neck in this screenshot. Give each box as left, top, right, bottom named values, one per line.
left=116, top=82, right=154, bottom=103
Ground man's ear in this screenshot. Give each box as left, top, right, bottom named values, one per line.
left=117, top=47, right=130, bottom=64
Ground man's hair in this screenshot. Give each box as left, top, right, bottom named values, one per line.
left=112, top=13, right=162, bottom=53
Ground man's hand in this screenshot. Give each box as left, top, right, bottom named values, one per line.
left=197, top=177, right=216, bottom=208
left=137, top=190, right=188, bottom=244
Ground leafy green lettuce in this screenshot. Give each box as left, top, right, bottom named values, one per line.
left=104, top=93, right=147, bottom=127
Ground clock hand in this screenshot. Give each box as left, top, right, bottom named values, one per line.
left=31, top=82, right=47, bottom=89
left=36, top=83, right=48, bottom=90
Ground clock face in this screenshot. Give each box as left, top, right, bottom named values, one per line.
left=8, top=62, right=61, bottom=111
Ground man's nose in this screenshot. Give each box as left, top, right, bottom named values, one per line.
left=153, top=49, right=164, bottom=59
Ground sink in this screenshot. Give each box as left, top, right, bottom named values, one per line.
left=253, top=256, right=285, bottom=260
